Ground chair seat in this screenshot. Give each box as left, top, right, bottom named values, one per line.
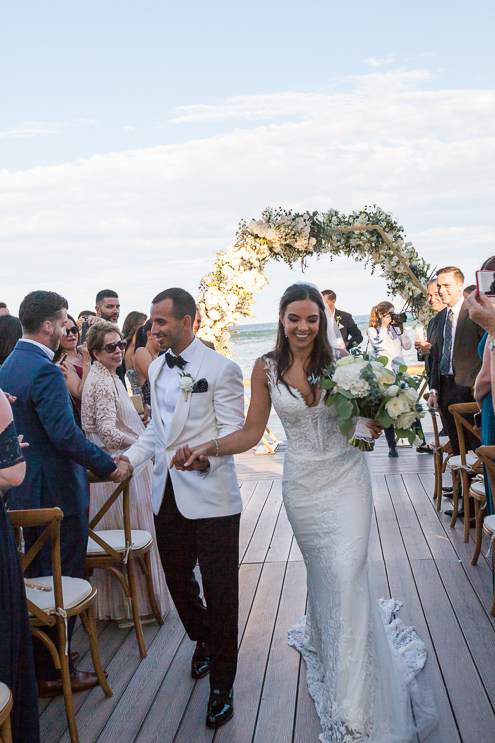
left=447, top=453, right=478, bottom=470
left=26, top=576, right=93, bottom=613
left=0, top=682, right=11, bottom=712
left=427, top=436, right=449, bottom=448
left=470, top=480, right=486, bottom=498
left=87, top=530, right=152, bottom=555
left=484, top=514, right=495, bottom=535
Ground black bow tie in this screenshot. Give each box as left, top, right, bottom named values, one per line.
left=165, top=352, right=186, bottom=370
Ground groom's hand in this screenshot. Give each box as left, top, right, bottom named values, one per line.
left=171, top=445, right=209, bottom=472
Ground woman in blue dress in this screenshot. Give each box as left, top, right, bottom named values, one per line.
left=0, top=388, right=40, bottom=743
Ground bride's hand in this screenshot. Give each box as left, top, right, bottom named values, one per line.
left=170, top=442, right=214, bottom=471
left=366, top=420, right=384, bottom=439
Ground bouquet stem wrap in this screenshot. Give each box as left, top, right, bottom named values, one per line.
left=349, top=417, right=376, bottom=451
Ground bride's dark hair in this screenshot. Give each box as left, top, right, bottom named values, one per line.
left=266, top=283, right=334, bottom=403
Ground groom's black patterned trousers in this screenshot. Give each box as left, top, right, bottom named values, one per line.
left=154, top=475, right=240, bottom=691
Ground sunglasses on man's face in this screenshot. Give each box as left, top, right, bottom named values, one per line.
left=65, top=326, right=78, bottom=336
left=102, top=340, right=127, bottom=354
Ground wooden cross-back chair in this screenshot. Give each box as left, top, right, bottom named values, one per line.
left=7, top=507, right=111, bottom=743
left=423, top=393, right=452, bottom=507
left=473, top=446, right=495, bottom=616
left=86, top=474, right=163, bottom=658
left=0, top=683, right=12, bottom=743
left=447, top=402, right=482, bottom=541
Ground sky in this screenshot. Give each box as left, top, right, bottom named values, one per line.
left=1, top=0, right=494, bottom=324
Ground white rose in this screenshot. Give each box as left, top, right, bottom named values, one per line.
left=385, top=384, right=400, bottom=397
left=349, top=378, right=370, bottom=398
left=401, top=387, right=418, bottom=406
left=385, top=396, right=408, bottom=420
left=179, top=375, right=194, bottom=397
left=336, top=354, right=358, bottom=367
left=397, top=411, right=417, bottom=429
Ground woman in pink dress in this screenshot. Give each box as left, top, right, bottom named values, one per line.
left=82, top=321, right=171, bottom=624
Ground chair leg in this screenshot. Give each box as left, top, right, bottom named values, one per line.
left=491, top=589, right=495, bottom=618
left=436, top=456, right=445, bottom=511
left=0, top=715, right=13, bottom=743
left=462, top=473, right=471, bottom=543
left=471, top=500, right=483, bottom=565
left=433, top=454, right=440, bottom=504
left=126, top=557, right=147, bottom=658
left=450, top=471, right=460, bottom=527
left=142, top=551, right=164, bottom=626
left=80, top=605, right=113, bottom=698
left=58, top=622, right=80, bottom=743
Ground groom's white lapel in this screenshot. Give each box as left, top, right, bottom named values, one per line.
left=166, top=339, right=208, bottom=447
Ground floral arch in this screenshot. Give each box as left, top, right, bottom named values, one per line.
left=196, top=206, right=432, bottom=355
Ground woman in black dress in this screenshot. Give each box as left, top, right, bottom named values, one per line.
left=0, top=388, right=40, bottom=743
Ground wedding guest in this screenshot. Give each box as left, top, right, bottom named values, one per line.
left=0, top=290, right=127, bottom=697
left=122, top=311, right=147, bottom=395
left=322, top=289, right=363, bottom=350
left=95, top=289, right=120, bottom=324
left=463, top=284, right=476, bottom=297
left=53, top=314, right=91, bottom=424
left=193, top=308, right=215, bottom=350
left=466, top=288, right=495, bottom=417
left=367, top=302, right=413, bottom=457
left=414, top=280, right=445, bottom=385
left=82, top=322, right=170, bottom=624
left=428, top=266, right=484, bottom=517
left=0, top=315, right=22, bottom=367
left=134, top=319, right=160, bottom=407
left=0, top=302, right=9, bottom=317
left=76, top=309, right=96, bottom=334
left=0, top=388, right=40, bottom=743
left=471, top=257, right=495, bottom=515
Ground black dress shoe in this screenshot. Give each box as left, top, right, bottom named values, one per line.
left=416, top=444, right=433, bottom=454
left=206, top=687, right=234, bottom=728
left=388, top=447, right=399, bottom=458
left=191, top=641, right=210, bottom=680
left=442, top=486, right=454, bottom=494
left=444, top=507, right=464, bottom=517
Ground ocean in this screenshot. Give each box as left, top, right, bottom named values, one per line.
left=231, top=317, right=424, bottom=441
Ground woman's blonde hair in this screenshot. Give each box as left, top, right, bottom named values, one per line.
left=368, top=301, right=393, bottom=328
left=86, top=321, right=122, bottom=361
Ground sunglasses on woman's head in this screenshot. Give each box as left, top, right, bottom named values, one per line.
left=102, top=340, right=127, bottom=354
left=66, top=326, right=78, bottom=335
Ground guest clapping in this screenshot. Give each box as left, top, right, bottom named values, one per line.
left=82, top=322, right=170, bottom=623
left=367, top=302, right=412, bottom=457
left=53, top=314, right=91, bottom=425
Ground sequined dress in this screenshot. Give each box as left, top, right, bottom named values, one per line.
left=265, top=358, right=436, bottom=743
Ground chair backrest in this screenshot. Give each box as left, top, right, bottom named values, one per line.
left=7, top=507, right=64, bottom=625
left=448, top=402, right=481, bottom=463
left=87, top=474, right=132, bottom=562
left=476, top=446, right=495, bottom=494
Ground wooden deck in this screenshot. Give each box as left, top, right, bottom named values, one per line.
left=40, top=433, right=495, bottom=743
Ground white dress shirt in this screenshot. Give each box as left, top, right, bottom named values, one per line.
left=442, top=295, right=464, bottom=375
left=366, top=325, right=412, bottom=369
left=22, top=338, right=55, bottom=361
left=155, top=336, right=199, bottom=438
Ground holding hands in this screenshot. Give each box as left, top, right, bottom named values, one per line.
left=170, top=443, right=213, bottom=471
left=110, top=454, right=134, bottom=483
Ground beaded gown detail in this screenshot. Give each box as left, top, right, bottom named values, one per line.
left=264, top=358, right=436, bottom=743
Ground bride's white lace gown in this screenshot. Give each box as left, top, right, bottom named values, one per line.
left=265, top=359, right=436, bottom=743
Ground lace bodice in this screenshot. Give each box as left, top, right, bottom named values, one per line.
left=264, top=357, right=356, bottom=463
left=82, top=361, right=144, bottom=453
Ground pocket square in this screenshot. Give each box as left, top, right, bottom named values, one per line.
left=192, top=378, right=208, bottom=393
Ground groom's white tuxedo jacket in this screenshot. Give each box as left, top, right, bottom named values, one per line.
left=125, top=338, right=245, bottom=519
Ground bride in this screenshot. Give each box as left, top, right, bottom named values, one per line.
left=171, top=283, right=436, bottom=742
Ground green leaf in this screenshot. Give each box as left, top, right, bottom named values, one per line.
left=339, top=418, right=354, bottom=436
left=377, top=411, right=394, bottom=428
left=321, top=378, right=336, bottom=390
left=338, top=389, right=354, bottom=399
left=377, top=356, right=388, bottom=366
left=399, top=365, right=408, bottom=373
left=336, top=396, right=354, bottom=419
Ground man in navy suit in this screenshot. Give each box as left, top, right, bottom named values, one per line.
left=0, top=290, right=131, bottom=697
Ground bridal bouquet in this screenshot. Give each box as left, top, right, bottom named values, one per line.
left=321, top=352, right=424, bottom=451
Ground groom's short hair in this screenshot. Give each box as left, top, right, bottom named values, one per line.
left=152, top=288, right=196, bottom=323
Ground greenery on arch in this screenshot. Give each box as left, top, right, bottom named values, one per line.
left=196, top=205, right=433, bottom=355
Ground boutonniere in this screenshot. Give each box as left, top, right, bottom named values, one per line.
left=178, top=372, right=195, bottom=400
left=336, top=315, right=342, bottom=325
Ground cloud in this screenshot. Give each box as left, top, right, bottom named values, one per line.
left=365, top=57, right=394, bottom=67
left=0, top=69, right=494, bottom=320
left=0, top=119, right=97, bottom=140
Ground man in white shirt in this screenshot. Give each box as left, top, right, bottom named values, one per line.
left=124, top=288, right=244, bottom=729
left=427, top=267, right=484, bottom=513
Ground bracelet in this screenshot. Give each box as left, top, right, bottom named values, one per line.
left=212, top=439, right=220, bottom=457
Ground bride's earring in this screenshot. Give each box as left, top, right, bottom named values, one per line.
left=283, top=325, right=288, bottom=338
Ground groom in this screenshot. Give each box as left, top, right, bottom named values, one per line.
left=123, top=288, right=244, bottom=728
